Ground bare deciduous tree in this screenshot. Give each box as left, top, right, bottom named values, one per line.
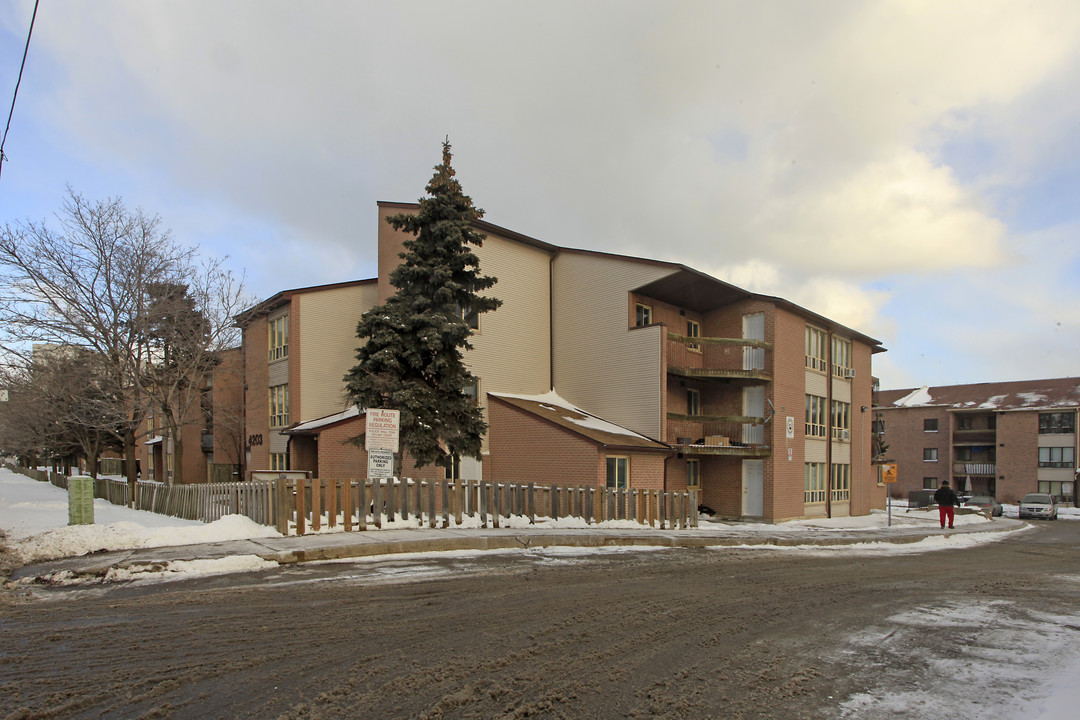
left=0, top=188, right=249, bottom=490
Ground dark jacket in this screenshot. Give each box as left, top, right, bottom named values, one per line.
left=934, top=486, right=961, bottom=507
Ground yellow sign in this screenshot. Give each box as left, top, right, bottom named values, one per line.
left=881, top=464, right=898, bottom=484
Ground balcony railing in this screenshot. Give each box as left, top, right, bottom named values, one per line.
left=952, top=462, right=996, bottom=475
left=952, top=429, right=996, bottom=445
left=667, top=332, right=772, bottom=381
left=667, top=414, right=770, bottom=456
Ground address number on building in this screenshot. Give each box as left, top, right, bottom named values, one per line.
left=248, top=434, right=264, bottom=447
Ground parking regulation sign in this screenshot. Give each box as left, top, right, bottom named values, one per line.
left=367, top=449, right=394, bottom=479
left=881, top=463, right=898, bottom=484
left=365, top=408, right=400, bottom=452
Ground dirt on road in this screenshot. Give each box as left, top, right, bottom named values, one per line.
left=2, top=524, right=1080, bottom=720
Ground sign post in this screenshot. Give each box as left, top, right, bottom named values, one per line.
left=881, top=463, right=898, bottom=526
left=365, top=409, right=401, bottom=480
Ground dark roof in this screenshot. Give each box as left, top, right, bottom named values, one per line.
left=490, top=393, right=669, bottom=451
left=234, top=278, right=377, bottom=326
left=876, top=377, right=1080, bottom=411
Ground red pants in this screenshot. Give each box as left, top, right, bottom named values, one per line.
left=939, top=506, right=955, bottom=528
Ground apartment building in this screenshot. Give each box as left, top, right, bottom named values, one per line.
left=235, top=202, right=886, bottom=522
left=136, top=347, right=245, bottom=484
left=874, top=378, right=1080, bottom=504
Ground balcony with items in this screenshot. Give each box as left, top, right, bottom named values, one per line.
left=666, top=413, right=771, bottom=457
left=667, top=331, right=773, bottom=383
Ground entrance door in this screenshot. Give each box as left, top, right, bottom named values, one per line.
left=742, top=459, right=764, bottom=517
left=742, top=313, right=765, bottom=371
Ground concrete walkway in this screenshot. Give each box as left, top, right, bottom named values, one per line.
left=12, top=515, right=1025, bottom=581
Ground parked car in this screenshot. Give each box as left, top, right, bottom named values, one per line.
left=1018, top=493, right=1058, bottom=520
left=963, top=495, right=1003, bottom=517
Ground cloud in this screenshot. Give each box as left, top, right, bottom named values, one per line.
left=6, top=0, right=1080, bottom=388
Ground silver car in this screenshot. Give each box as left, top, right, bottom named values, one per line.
left=1018, top=493, right=1058, bottom=520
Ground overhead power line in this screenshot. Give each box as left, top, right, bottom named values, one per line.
left=0, top=0, right=41, bottom=187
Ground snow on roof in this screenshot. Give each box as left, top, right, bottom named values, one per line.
left=978, top=394, right=1008, bottom=409
left=893, top=386, right=933, bottom=407
left=491, top=390, right=666, bottom=448
left=286, top=406, right=362, bottom=433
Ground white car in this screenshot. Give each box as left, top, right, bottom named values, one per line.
left=1018, top=493, right=1058, bottom=520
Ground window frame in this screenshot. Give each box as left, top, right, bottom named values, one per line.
left=924, top=418, right=938, bottom=432
left=686, top=319, right=701, bottom=352
left=805, top=394, right=827, bottom=438
left=830, top=463, right=851, bottom=502
left=1039, top=412, right=1076, bottom=434
left=270, top=452, right=289, bottom=472
left=924, top=447, right=938, bottom=462
left=923, top=477, right=938, bottom=490
left=635, top=303, right=652, bottom=327
left=606, top=456, right=629, bottom=489
left=1038, top=446, right=1075, bottom=468
left=686, top=388, right=701, bottom=417
left=831, top=400, right=851, bottom=440
left=805, top=325, right=827, bottom=372
left=804, top=462, right=826, bottom=503
left=686, top=459, right=700, bottom=490
left=269, top=384, right=289, bottom=428
left=831, top=336, right=852, bottom=377
left=269, top=314, right=289, bottom=362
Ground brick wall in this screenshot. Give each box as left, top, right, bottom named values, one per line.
left=876, top=406, right=954, bottom=498
left=997, top=411, right=1038, bottom=503
left=244, top=319, right=270, bottom=473
left=489, top=397, right=602, bottom=486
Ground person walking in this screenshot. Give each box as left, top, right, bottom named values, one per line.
left=934, top=479, right=961, bottom=529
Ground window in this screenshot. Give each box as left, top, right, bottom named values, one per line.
left=923, top=477, right=938, bottom=490
left=270, top=453, right=288, bottom=471
left=635, top=303, right=652, bottom=327
left=686, top=388, right=701, bottom=416
left=831, top=464, right=850, bottom=502
left=924, top=418, right=938, bottom=432
left=872, top=418, right=885, bottom=435
left=1039, top=447, right=1075, bottom=468
left=686, top=319, right=701, bottom=352
left=269, top=315, right=289, bottom=361
left=686, top=460, right=700, bottom=490
left=606, top=456, right=628, bottom=489
left=269, top=384, right=289, bottom=428
left=454, top=304, right=479, bottom=331
left=805, top=462, right=826, bottom=503
left=445, top=455, right=462, bottom=481
left=831, top=401, right=851, bottom=440
left=1039, top=412, right=1076, bottom=434
left=924, top=448, right=938, bottom=462
left=1038, top=481, right=1073, bottom=502
left=831, top=337, right=852, bottom=377
left=957, top=415, right=973, bottom=431
left=805, top=395, right=827, bottom=437
left=805, top=326, right=827, bottom=372
left=463, top=378, right=480, bottom=405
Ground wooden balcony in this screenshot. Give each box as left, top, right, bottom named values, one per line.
left=952, top=462, right=996, bottom=476
left=952, top=429, right=996, bottom=445
left=667, top=332, right=772, bottom=382
left=667, top=413, right=771, bottom=457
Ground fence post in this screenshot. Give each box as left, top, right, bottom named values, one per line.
left=295, top=478, right=307, bottom=536
left=400, top=477, right=410, bottom=524
left=689, top=490, right=699, bottom=528
left=527, top=482, right=536, bottom=524
left=358, top=480, right=368, bottom=531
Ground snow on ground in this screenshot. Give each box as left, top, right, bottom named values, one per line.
left=0, top=468, right=281, bottom=566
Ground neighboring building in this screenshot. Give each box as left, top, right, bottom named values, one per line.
left=235, top=202, right=887, bottom=522
left=874, top=378, right=1080, bottom=504
left=136, top=347, right=246, bottom=484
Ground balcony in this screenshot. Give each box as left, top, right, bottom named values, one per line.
left=952, top=429, right=996, bottom=445
left=667, top=413, right=771, bottom=457
left=667, top=332, right=772, bottom=382
left=952, top=462, right=996, bottom=476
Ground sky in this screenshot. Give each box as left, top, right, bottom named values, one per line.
left=1, top=1, right=1079, bottom=390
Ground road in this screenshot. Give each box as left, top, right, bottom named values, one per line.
left=2, top=521, right=1079, bottom=719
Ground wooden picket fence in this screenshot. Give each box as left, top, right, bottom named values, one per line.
left=6, top=464, right=698, bottom=535
left=278, top=477, right=698, bottom=536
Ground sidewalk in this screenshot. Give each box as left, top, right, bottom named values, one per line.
left=11, top=513, right=1026, bottom=582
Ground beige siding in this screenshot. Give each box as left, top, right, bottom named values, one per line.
left=832, top=443, right=851, bottom=464
left=805, top=439, right=827, bottom=463
left=832, top=377, right=852, bottom=403
left=466, top=233, right=552, bottom=397
left=296, top=282, right=379, bottom=420
left=806, top=371, right=827, bottom=397
left=268, top=359, right=288, bottom=387
left=552, top=252, right=673, bottom=439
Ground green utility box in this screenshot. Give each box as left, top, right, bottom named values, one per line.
left=68, top=476, right=95, bottom=525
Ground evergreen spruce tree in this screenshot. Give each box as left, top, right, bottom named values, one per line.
left=344, top=141, right=501, bottom=470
